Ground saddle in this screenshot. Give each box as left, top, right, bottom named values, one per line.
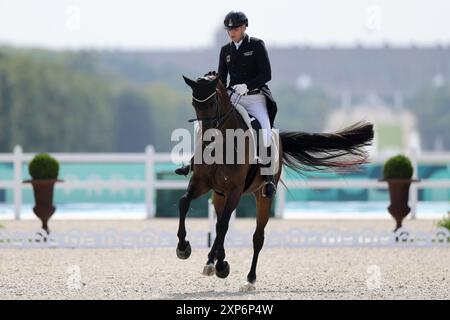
left=233, top=104, right=279, bottom=192
left=232, top=104, right=259, bottom=160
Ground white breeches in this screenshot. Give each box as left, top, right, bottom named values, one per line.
left=193, top=92, right=272, bottom=150
left=230, top=92, right=272, bottom=147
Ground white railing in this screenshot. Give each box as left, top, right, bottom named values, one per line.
left=275, top=152, right=450, bottom=219
left=0, top=145, right=449, bottom=220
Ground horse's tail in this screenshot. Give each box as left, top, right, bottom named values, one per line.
left=280, top=121, right=374, bottom=174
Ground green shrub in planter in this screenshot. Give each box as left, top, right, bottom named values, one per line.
left=437, top=216, right=450, bottom=231
left=383, top=154, right=413, bottom=180
left=28, top=153, right=59, bottom=180
left=382, top=154, right=416, bottom=232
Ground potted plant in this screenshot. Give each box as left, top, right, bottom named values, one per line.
left=436, top=214, right=450, bottom=243
left=24, top=153, right=62, bottom=233
left=437, top=214, right=450, bottom=231
left=381, top=154, right=419, bottom=231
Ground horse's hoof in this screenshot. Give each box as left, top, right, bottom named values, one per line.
left=202, top=263, right=215, bottom=276
left=395, top=231, right=410, bottom=243
left=35, top=231, right=48, bottom=243
left=215, top=261, right=230, bottom=279
left=240, top=281, right=256, bottom=292
left=176, top=241, right=191, bottom=259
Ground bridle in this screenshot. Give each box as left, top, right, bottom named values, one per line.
left=188, top=89, right=240, bottom=129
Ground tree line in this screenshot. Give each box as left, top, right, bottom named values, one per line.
left=0, top=46, right=447, bottom=153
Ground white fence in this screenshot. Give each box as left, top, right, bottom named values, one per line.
left=0, top=145, right=449, bottom=220
left=1, top=227, right=449, bottom=248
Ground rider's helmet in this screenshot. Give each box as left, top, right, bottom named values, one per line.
left=223, top=11, right=248, bottom=30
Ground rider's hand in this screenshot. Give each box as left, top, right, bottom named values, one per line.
left=204, top=71, right=217, bottom=77
left=232, top=83, right=248, bottom=96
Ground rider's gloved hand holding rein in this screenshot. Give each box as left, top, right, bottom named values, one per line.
left=232, top=83, right=249, bottom=96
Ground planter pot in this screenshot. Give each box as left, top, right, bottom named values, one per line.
left=23, top=179, right=63, bottom=233
left=380, top=179, right=420, bottom=231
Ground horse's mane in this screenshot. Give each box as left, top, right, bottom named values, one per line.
left=216, top=78, right=228, bottom=103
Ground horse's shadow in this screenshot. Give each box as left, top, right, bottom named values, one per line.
left=167, top=288, right=351, bottom=299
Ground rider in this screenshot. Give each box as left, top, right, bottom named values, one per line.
left=175, top=11, right=278, bottom=198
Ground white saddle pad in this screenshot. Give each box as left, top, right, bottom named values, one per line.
left=193, top=104, right=279, bottom=172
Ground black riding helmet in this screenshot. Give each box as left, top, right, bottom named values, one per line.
left=224, top=11, right=248, bottom=29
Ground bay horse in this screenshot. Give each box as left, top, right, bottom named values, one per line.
left=177, top=72, right=373, bottom=291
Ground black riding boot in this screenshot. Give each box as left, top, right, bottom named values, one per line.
left=261, top=168, right=276, bottom=198
left=260, top=145, right=277, bottom=199
left=175, top=164, right=191, bottom=176
left=174, top=157, right=193, bottom=176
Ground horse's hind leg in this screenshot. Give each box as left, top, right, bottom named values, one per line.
left=176, top=177, right=209, bottom=260
left=240, top=191, right=271, bottom=292
left=203, top=191, right=225, bottom=276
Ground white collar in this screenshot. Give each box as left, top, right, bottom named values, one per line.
left=233, top=38, right=243, bottom=50
left=233, top=34, right=248, bottom=49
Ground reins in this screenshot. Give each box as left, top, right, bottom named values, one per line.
left=188, top=89, right=241, bottom=130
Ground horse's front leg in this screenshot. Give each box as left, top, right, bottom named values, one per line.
left=203, top=191, right=224, bottom=276
left=214, top=187, right=242, bottom=278
left=176, top=177, right=210, bottom=259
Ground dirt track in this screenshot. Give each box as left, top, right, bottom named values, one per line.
left=0, top=219, right=449, bottom=300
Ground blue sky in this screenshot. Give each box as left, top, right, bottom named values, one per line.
left=0, top=0, right=449, bottom=49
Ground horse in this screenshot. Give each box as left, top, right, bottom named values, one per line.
left=176, top=72, right=374, bottom=291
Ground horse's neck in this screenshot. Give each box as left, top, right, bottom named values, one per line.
left=218, top=91, right=246, bottom=131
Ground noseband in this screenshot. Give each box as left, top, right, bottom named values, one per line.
left=188, top=90, right=236, bottom=129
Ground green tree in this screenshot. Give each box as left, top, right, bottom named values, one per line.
left=0, top=52, right=114, bottom=152
left=114, top=89, right=153, bottom=152
left=273, top=86, right=336, bottom=132
left=145, top=83, right=192, bottom=152
left=409, top=85, right=450, bottom=150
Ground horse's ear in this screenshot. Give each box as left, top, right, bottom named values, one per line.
left=212, top=76, right=219, bottom=86
left=182, top=75, right=197, bottom=89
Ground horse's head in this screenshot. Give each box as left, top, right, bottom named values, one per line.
left=183, top=72, right=223, bottom=126
left=183, top=73, right=219, bottom=106
left=183, top=71, right=234, bottom=128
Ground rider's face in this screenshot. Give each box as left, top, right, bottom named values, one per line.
left=227, top=25, right=246, bottom=42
